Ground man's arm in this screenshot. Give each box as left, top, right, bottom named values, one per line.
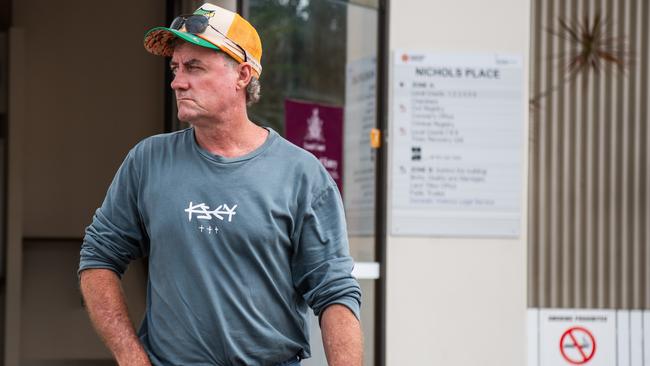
left=321, top=304, right=363, bottom=366
left=80, top=268, right=151, bottom=366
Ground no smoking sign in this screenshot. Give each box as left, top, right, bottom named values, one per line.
left=560, top=326, right=596, bottom=364
left=535, top=309, right=616, bottom=366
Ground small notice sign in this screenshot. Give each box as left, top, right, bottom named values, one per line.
left=285, top=99, right=344, bottom=194
left=537, top=309, right=616, bottom=366
left=529, top=308, right=650, bottom=366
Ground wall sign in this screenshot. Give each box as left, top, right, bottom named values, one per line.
left=344, top=57, right=377, bottom=236
left=285, top=99, right=344, bottom=194
left=528, top=308, right=650, bottom=366
left=390, top=51, right=524, bottom=237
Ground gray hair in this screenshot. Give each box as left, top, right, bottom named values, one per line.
left=223, top=55, right=261, bottom=106
left=245, top=77, right=261, bottom=106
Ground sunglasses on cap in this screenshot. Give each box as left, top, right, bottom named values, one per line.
left=170, top=14, right=248, bottom=62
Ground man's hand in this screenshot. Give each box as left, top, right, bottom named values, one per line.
left=321, top=304, right=363, bottom=366
left=79, top=268, right=151, bottom=366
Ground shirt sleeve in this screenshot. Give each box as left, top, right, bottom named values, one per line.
left=79, top=148, right=149, bottom=278
left=291, top=184, right=362, bottom=320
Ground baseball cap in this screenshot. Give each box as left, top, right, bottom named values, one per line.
left=143, top=2, right=263, bottom=77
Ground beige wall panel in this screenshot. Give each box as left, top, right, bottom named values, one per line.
left=387, top=0, right=530, bottom=365
left=386, top=238, right=526, bottom=364
left=389, top=0, right=530, bottom=52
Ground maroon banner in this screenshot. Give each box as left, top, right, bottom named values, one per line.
left=284, top=99, right=344, bottom=195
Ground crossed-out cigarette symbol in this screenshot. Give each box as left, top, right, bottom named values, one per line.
left=559, top=326, right=596, bottom=365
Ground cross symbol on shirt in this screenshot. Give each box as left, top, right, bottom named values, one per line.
left=198, top=225, right=205, bottom=232
left=207, top=226, right=213, bottom=234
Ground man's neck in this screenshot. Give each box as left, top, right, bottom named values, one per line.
left=192, top=116, right=268, bottom=158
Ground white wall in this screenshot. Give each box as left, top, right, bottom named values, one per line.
left=386, top=1, right=530, bottom=365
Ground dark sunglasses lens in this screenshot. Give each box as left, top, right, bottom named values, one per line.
left=170, top=16, right=185, bottom=30
left=184, top=15, right=208, bottom=33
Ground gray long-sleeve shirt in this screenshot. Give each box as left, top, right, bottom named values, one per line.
left=79, top=127, right=361, bottom=366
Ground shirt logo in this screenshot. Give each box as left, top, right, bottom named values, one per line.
left=184, top=202, right=237, bottom=222
left=184, top=201, right=237, bottom=235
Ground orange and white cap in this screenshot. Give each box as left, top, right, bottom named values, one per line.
left=143, top=3, right=263, bottom=77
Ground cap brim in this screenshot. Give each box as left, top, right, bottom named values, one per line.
left=143, top=27, right=220, bottom=57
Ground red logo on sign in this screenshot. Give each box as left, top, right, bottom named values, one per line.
left=401, top=54, right=409, bottom=62
left=559, top=326, right=596, bottom=364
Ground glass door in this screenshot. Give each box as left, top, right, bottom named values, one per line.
left=243, top=1, right=380, bottom=365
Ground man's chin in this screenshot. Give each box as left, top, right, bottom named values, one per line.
left=177, top=109, right=198, bottom=124
left=177, top=105, right=211, bottom=123
left=176, top=114, right=190, bottom=123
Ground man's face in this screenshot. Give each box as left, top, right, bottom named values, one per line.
left=170, top=42, right=240, bottom=124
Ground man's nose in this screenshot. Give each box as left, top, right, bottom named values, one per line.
left=171, top=72, right=188, bottom=90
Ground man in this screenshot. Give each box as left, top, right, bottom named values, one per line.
left=78, top=3, right=362, bottom=366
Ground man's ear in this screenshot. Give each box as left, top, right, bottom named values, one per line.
left=236, top=63, right=253, bottom=90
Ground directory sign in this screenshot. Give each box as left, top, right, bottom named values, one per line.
left=391, top=51, right=524, bottom=237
